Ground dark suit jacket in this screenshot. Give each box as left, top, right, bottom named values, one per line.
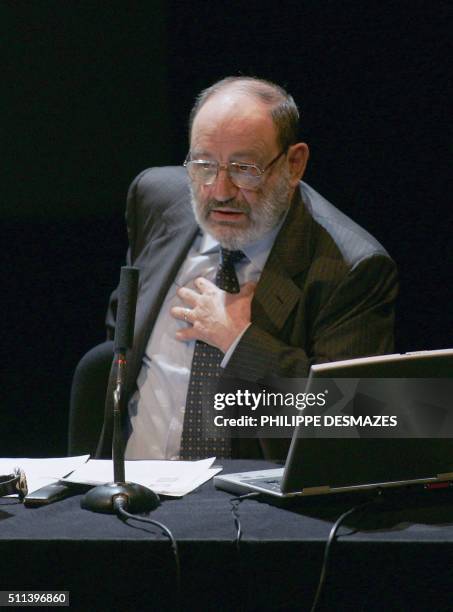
left=100, top=166, right=398, bottom=459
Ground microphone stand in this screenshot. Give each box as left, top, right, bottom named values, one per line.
left=113, top=353, right=127, bottom=483
left=82, top=267, right=160, bottom=514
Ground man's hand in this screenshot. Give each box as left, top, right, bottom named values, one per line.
left=171, top=277, right=256, bottom=354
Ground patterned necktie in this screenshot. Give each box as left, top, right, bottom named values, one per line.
left=180, top=248, right=245, bottom=459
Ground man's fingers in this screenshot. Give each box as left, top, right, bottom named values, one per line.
left=175, top=326, right=199, bottom=343
left=191, top=277, right=255, bottom=297
left=177, top=286, right=199, bottom=306
left=194, top=276, right=216, bottom=292
left=170, top=306, right=193, bottom=323
left=194, top=277, right=255, bottom=295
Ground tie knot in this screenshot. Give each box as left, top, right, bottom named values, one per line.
left=220, top=248, right=245, bottom=266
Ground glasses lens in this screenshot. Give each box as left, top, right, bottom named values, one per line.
left=186, top=161, right=217, bottom=184
left=229, top=163, right=262, bottom=190
left=185, top=160, right=264, bottom=190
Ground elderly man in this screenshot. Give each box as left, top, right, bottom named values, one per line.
left=96, top=76, right=398, bottom=461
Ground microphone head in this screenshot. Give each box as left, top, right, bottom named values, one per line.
left=114, top=266, right=139, bottom=352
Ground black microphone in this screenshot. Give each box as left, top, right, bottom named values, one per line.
left=82, top=266, right=160, bottom=514
left=114, top=266, right=139, bottom=353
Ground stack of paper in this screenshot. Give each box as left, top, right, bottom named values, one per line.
left=63, top=457, right=222, bottom=497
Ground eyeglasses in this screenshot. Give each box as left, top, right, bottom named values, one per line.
left=184, top=150, right=286, bottom=191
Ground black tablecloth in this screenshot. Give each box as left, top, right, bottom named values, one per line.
left=2, top=459, right=453, bottom=611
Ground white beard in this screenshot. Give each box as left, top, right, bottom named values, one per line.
left=190, top=165, right=293, bottom=250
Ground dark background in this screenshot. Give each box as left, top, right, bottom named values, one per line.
left=2, top=2, right=452, bottom=456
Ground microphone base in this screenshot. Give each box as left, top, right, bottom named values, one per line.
left=81, top=482, right=160, bottom=514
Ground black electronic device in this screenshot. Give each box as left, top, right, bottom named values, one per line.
left=24, top=482, right=76, bottom=507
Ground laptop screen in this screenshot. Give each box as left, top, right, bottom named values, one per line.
left=282, top=349, right=453, bottom=493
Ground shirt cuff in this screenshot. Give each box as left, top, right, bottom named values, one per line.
left=220, top=323, right=252, bottom=368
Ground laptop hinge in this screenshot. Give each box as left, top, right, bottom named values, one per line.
left=437, top=472, right=453, bottom=480
left=301, top=485, right=331, bottom=496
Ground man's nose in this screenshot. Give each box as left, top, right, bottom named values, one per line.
left=211, top=166, right=238, bottom=202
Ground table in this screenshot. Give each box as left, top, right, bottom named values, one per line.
left=1, top=460, right=453, bottom=611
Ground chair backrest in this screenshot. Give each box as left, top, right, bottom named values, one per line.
left=68, top=340, right=114, bottom=456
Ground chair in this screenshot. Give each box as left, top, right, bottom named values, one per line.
left=68, top=341, right=114, bottom=456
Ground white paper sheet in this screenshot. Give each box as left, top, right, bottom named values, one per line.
left=63, top=457, right=222, bottom=497
left=0, top=455, right=90, bottom=496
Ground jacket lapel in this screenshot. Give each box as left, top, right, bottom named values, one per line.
left=252, top=186, right=313, bottom=335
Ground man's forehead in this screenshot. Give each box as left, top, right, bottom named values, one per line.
left=190, top=90, right=278, bottom=153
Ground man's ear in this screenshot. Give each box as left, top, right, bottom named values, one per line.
left=287, top=142, right=309, bottom=187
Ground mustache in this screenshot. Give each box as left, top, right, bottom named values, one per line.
left=205, top=200, right=251, bottom=214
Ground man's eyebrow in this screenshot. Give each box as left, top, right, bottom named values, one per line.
left=189, top=149, right=215, bottom=160
left=230, top=150, right=264, bottom=161
left=190, top=148, right=267, bottom=162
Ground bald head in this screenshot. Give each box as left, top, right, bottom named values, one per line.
left=191, top=89, right=278, bottom=160
left=189, top=77, right=300, bottom=152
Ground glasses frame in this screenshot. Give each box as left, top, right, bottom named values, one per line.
left=183, top=149, right=287, bottom=190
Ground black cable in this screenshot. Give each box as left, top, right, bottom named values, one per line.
left=229, top=492, right=260, bottom=551
left=310, top=493, right=383, bottom=612
left=113, top=496, right=181, bottom=609
left=229, top=492, right=261, bottom=612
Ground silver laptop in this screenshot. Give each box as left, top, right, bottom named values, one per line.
left=214, top=349, right=453, bottom=498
